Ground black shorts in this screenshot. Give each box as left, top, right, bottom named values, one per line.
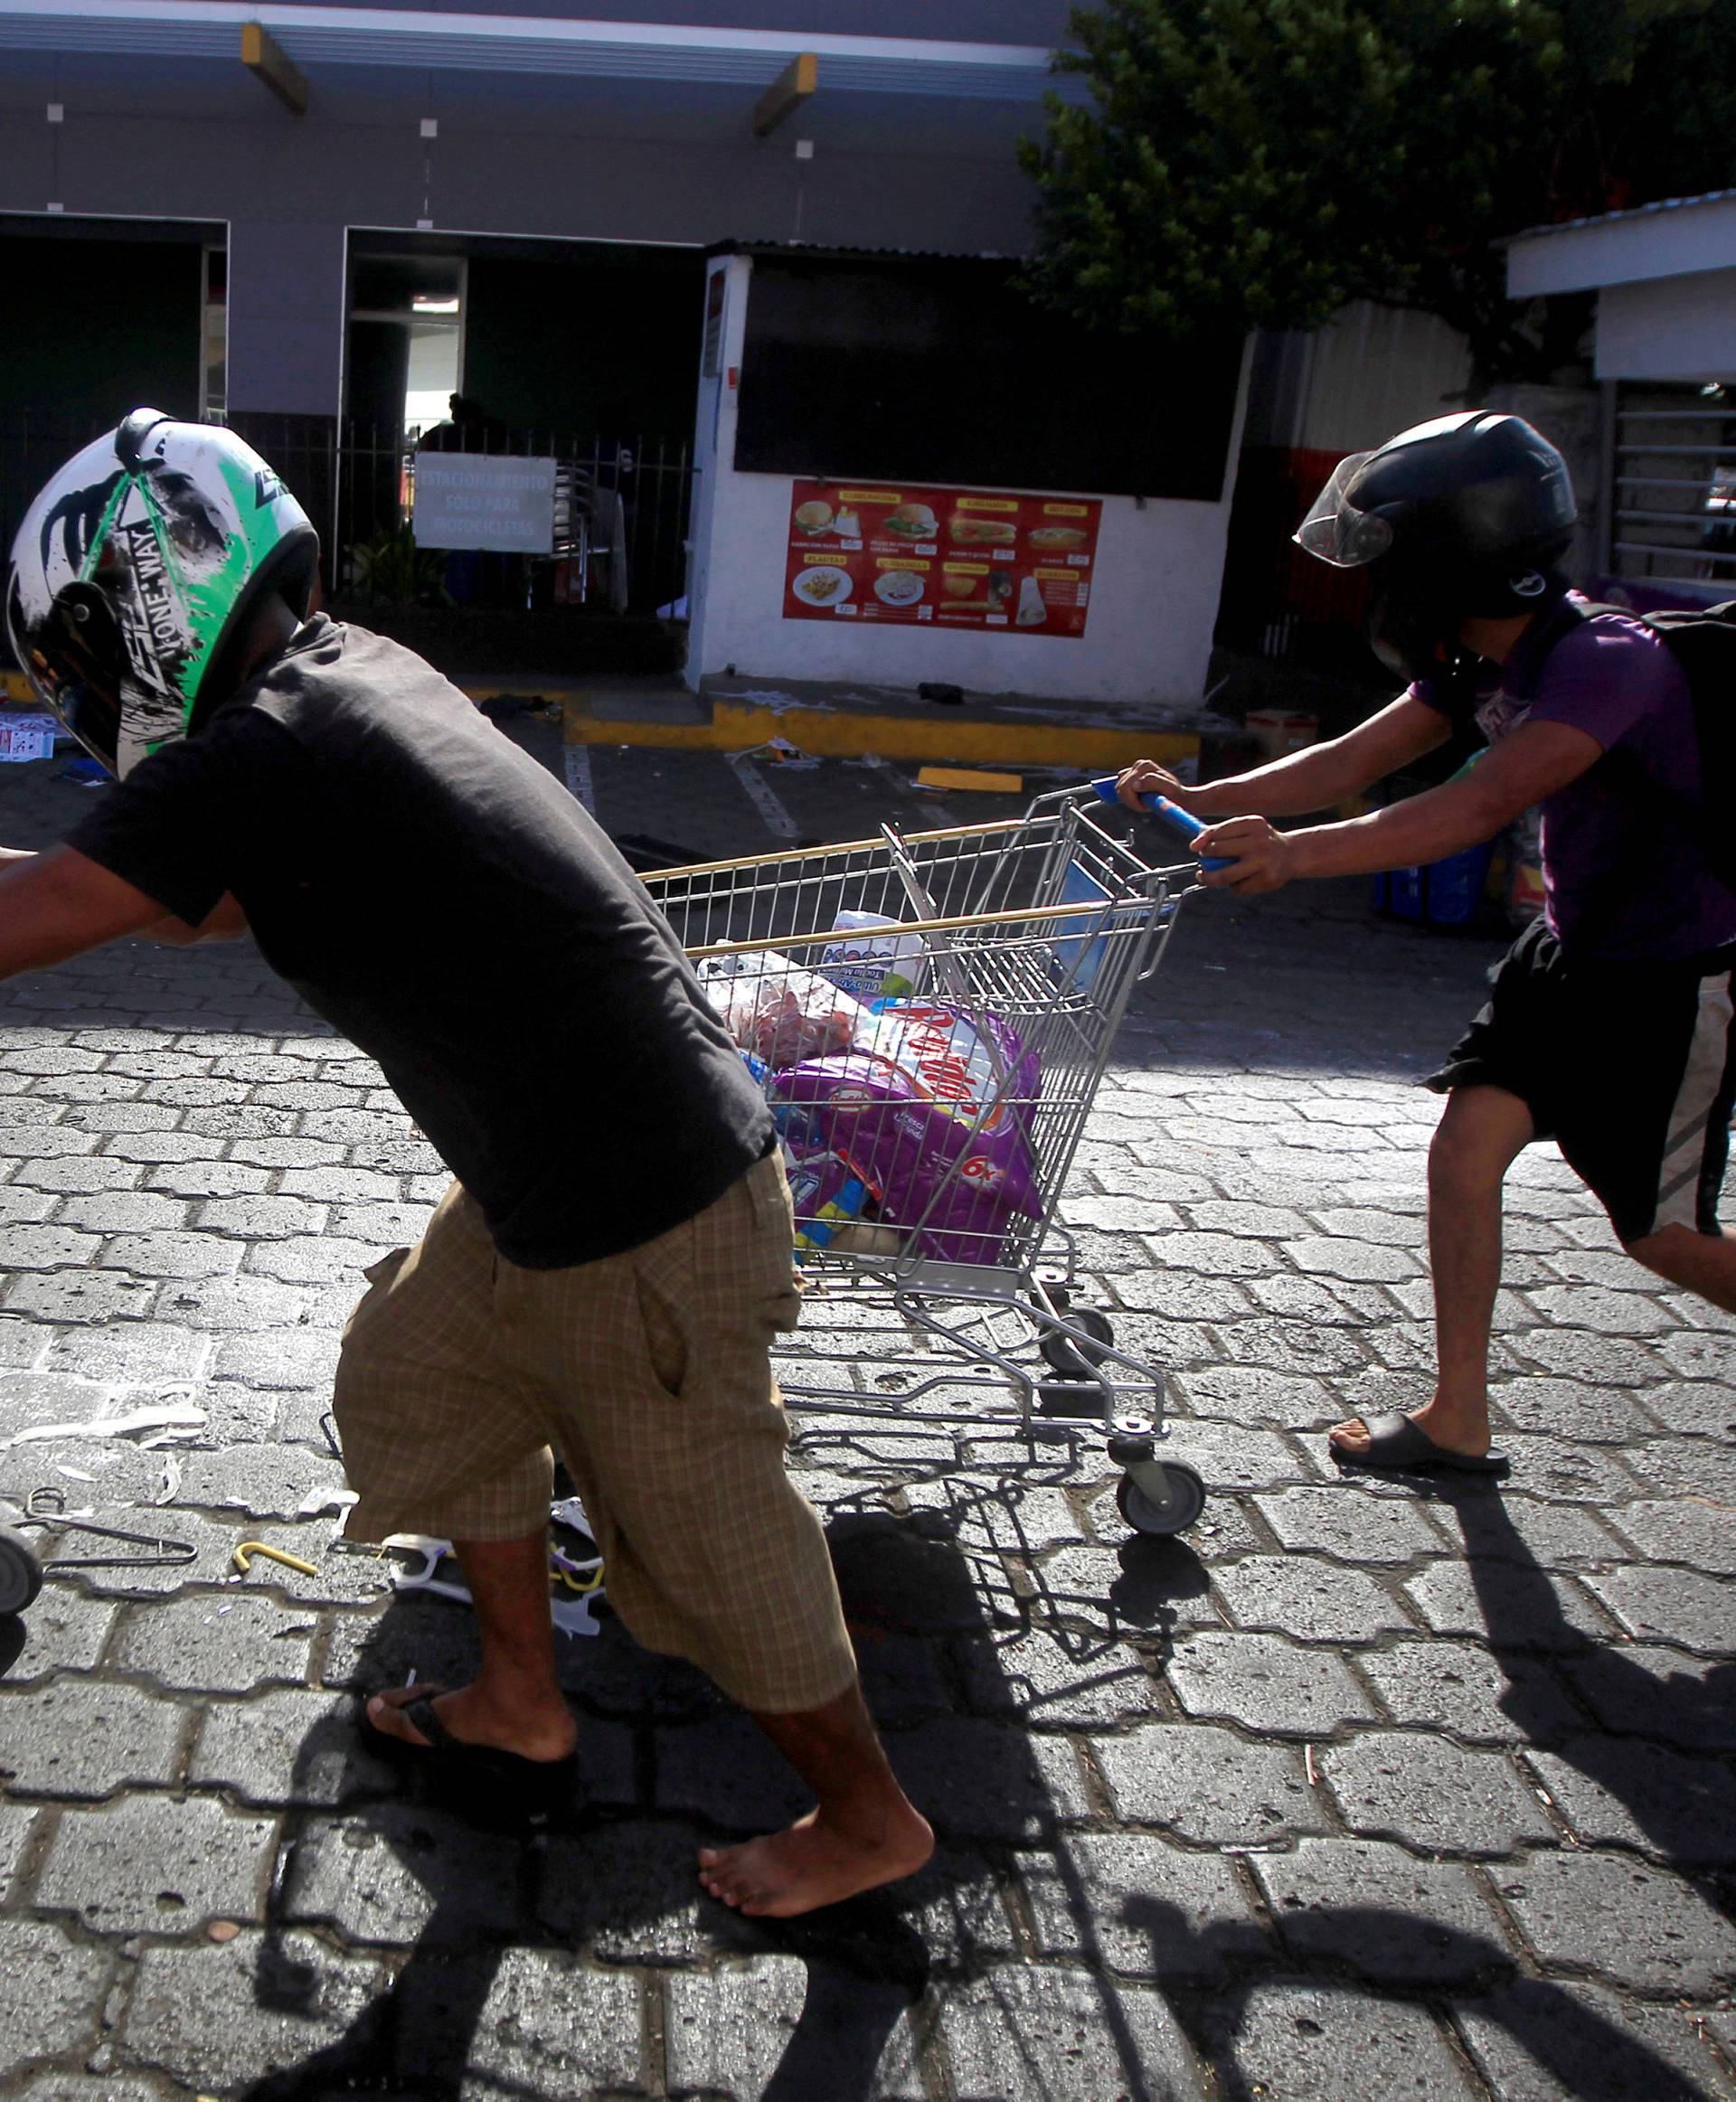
left=1428, top=918, right=1736, bottom=1245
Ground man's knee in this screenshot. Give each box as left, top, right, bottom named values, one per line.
left=1428, top=1117, right=1514, bottom=1201
left=1626, top=1220, right=1710, bottom=1282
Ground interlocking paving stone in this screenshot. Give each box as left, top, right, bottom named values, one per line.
left=956, top=1628, right=1161, bottom=1729
left=1525, top=1738, right=1736, bottom=1867
left=107, top=1590, right=316, bottom=1689
left=1091, top=1720, right=1329, bottom=1845
left=665, top=1956, right=923, bottom=2099
left=1402, top=1560, right=1621, bottom=1649
left=39, top=1323, right=210, bottom=1384
left=36, top=1792, right=279, bottom=1933
left=1017, top=1833, right=1267, bottom=1979
left=119, top=1927, right=393, bottom=2093
left=0, top=1800, right=37, bottom=1901
left=1428, top=1492, right=1630, bottom=1570
left=0, top=1920, right=114, bottom=2079
left=282, top=1803, right=533, bottom=1945
left=1634, top=1381, right=1736, bottom=1438
left=1626, top=1436, right=1736, bottom=1506
left=1252, top=1840, right=1507, bottom=1984
left=1172, top=1364, right=1333, bottom=1430
left=11, top=2078, right=172, bottom=2099
left=1495, top=1850, right=1736, bottom=1996
left=1212, top=1554, right=1416, bottom=1644
left=534, top=1821, right=710, bottom=1964
left=0, top=1678, right=187, bottom=1798
left=1579, top=1564, right=1735, bottom=1656
left=1605, top=1497, right=1736, bottom=1575
left=1253, top=1483, right=1451, bottom=1563
left=1451, top=1978, right=1734, bottom=2102
left=187, top=1689, right=401, bottom=1808
left=1319, top=1733, right=1556, bottom=1855
left=1033, top=1543, right=1225, bottom=1634
left=1203, top=1977, right=1481, bottom=2100
left=1486, top=1376, right=1658, bottom=1445
left=1561, top=1640, right=1736, bottom=1755
left=934, top=1964, right=1206, bottom=2102
left=1165, top=1630, right=1381, bottom=1736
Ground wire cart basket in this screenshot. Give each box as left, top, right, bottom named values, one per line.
left=646, top=783, right=1208, bottom=1538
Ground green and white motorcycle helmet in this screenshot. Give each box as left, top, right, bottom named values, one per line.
left=5, top=408, right=318, bottom=779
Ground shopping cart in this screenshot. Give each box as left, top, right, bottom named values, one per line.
left=646, top=780, right=1211, bottom=1537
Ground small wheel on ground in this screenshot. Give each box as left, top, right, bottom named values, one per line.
left=0, top=1529, right=42, bottom=1617
left=1115, top=1463, right=1206, bottom=1538
left=1039, top=1306, right=1114, bottom=1380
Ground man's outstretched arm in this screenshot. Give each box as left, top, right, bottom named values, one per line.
left=0, top=844, right=205, bottom=981
left=0, top=845, right=247, bottom=959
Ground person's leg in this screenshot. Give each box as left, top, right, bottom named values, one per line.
left=696, top=1683, right=932, bottom=1918
left=1627, top=1223, right=1736, bottom=1308
left=365, top=1531, right=577, bottom=1763
left=335, top=1185, right=571, bottom=1759
left=527, top=1152, right=931, bottom=1915
left=1331, top=1082, right=1533, bottom=1461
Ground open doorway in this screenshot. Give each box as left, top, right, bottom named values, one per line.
left=346, top=249, right=466, bottom=439
left=341, top=232, right=703, bottom=625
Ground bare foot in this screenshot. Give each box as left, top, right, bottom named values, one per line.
left=696, top=1803, right=934, bottom=1918
left=365, top=1682, right=578, bottom=1764
left=1328, top=1400, right=1492, bottom=1461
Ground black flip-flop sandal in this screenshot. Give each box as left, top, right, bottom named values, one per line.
left=1332, top=1411, right=1510, bottom=1476
left=363, top=1689, right=580, bottom=1806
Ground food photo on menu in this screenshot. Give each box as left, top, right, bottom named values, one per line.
left=781, top=479, right=1101, bottom=637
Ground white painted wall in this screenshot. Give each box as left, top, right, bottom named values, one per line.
left=684, top=256, right=1252, bottom=709
left=1596, top=270, right=1736, bottom=382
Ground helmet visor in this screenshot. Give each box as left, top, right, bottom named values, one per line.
left=1293, top=452, right=1393, bottom=568
left=4, top=575, right=123, bottom=775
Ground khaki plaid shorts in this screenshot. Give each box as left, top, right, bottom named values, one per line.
left=334, top=1151, right=857, bottom=1714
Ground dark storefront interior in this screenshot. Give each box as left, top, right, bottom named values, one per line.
left=339, top=234, right=706, bottom=625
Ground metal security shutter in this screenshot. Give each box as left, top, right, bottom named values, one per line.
left=1612, top=382, right=1736, bottom=595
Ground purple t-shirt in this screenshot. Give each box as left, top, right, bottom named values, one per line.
left=1415, top=594, right=1736, bottom=961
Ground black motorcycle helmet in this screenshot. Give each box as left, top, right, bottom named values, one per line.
left=1294, top=411, right=1578, bottom=682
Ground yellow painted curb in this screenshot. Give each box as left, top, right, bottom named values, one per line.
left=916, top=765, right=1025, bottom=795
left=564, top=696, right=1194, bottom=771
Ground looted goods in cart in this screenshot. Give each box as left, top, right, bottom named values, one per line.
left=665, top=783, right=1210, bottom=1539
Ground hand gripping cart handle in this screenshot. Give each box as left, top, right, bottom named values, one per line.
left=1089, top=777, right=1233, bottom=872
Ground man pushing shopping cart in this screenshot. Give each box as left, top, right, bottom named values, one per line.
left=1, top=410, right=931, bottom=1918
left=1120, top=410, right=1736, bottom=1484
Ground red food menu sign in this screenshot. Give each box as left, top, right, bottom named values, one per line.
left=781, top=480, right=1101, bottom=637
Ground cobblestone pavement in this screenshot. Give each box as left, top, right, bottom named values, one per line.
left=0, top=725, right=1731, bottom=2101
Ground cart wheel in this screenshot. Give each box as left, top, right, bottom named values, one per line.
left=1040, top=1306, right=1114, bottom=1381
left=0, top=1528, right=42, bottom=1617
left=1115, top=1463, right=1206, bottom=1539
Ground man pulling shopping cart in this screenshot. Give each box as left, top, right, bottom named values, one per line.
left=1, top=410, right=931, bottom=1917
left=1120, top=410, right=1736, bottom=1480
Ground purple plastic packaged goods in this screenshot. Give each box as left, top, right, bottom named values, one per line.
left=772, top=1000, right=1043, bottom=1264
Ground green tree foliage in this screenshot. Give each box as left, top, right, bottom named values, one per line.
left=1019, top=0, right=1736, bottom=384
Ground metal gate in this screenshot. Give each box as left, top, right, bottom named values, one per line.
left=1611, top=385, right=1736, bottom=596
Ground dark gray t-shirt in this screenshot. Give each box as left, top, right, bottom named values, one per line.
left=65, top=617, right=773, bottom=1265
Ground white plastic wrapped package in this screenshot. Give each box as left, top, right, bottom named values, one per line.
left=699, top=950, right=866, bottom=1070
left=818, top=910, right=927, bottom=1004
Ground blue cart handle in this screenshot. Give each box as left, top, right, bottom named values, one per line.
left=1090, top=777, right=1234, bottom=872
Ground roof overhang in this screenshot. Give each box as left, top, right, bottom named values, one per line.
left=0, top=0, right=1090, bottom=100
left=1507, top=188, right=1736, bottom=298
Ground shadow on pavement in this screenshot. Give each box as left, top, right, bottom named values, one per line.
left=1108, top=1898, right=1715, bottom=2102
left=231, top=1500, right=1069, bottom=2098
left=1455, top=1485, right=1736, bottom=1918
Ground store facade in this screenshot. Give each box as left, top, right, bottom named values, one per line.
left=0, top=0, right=1252, bottom=707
